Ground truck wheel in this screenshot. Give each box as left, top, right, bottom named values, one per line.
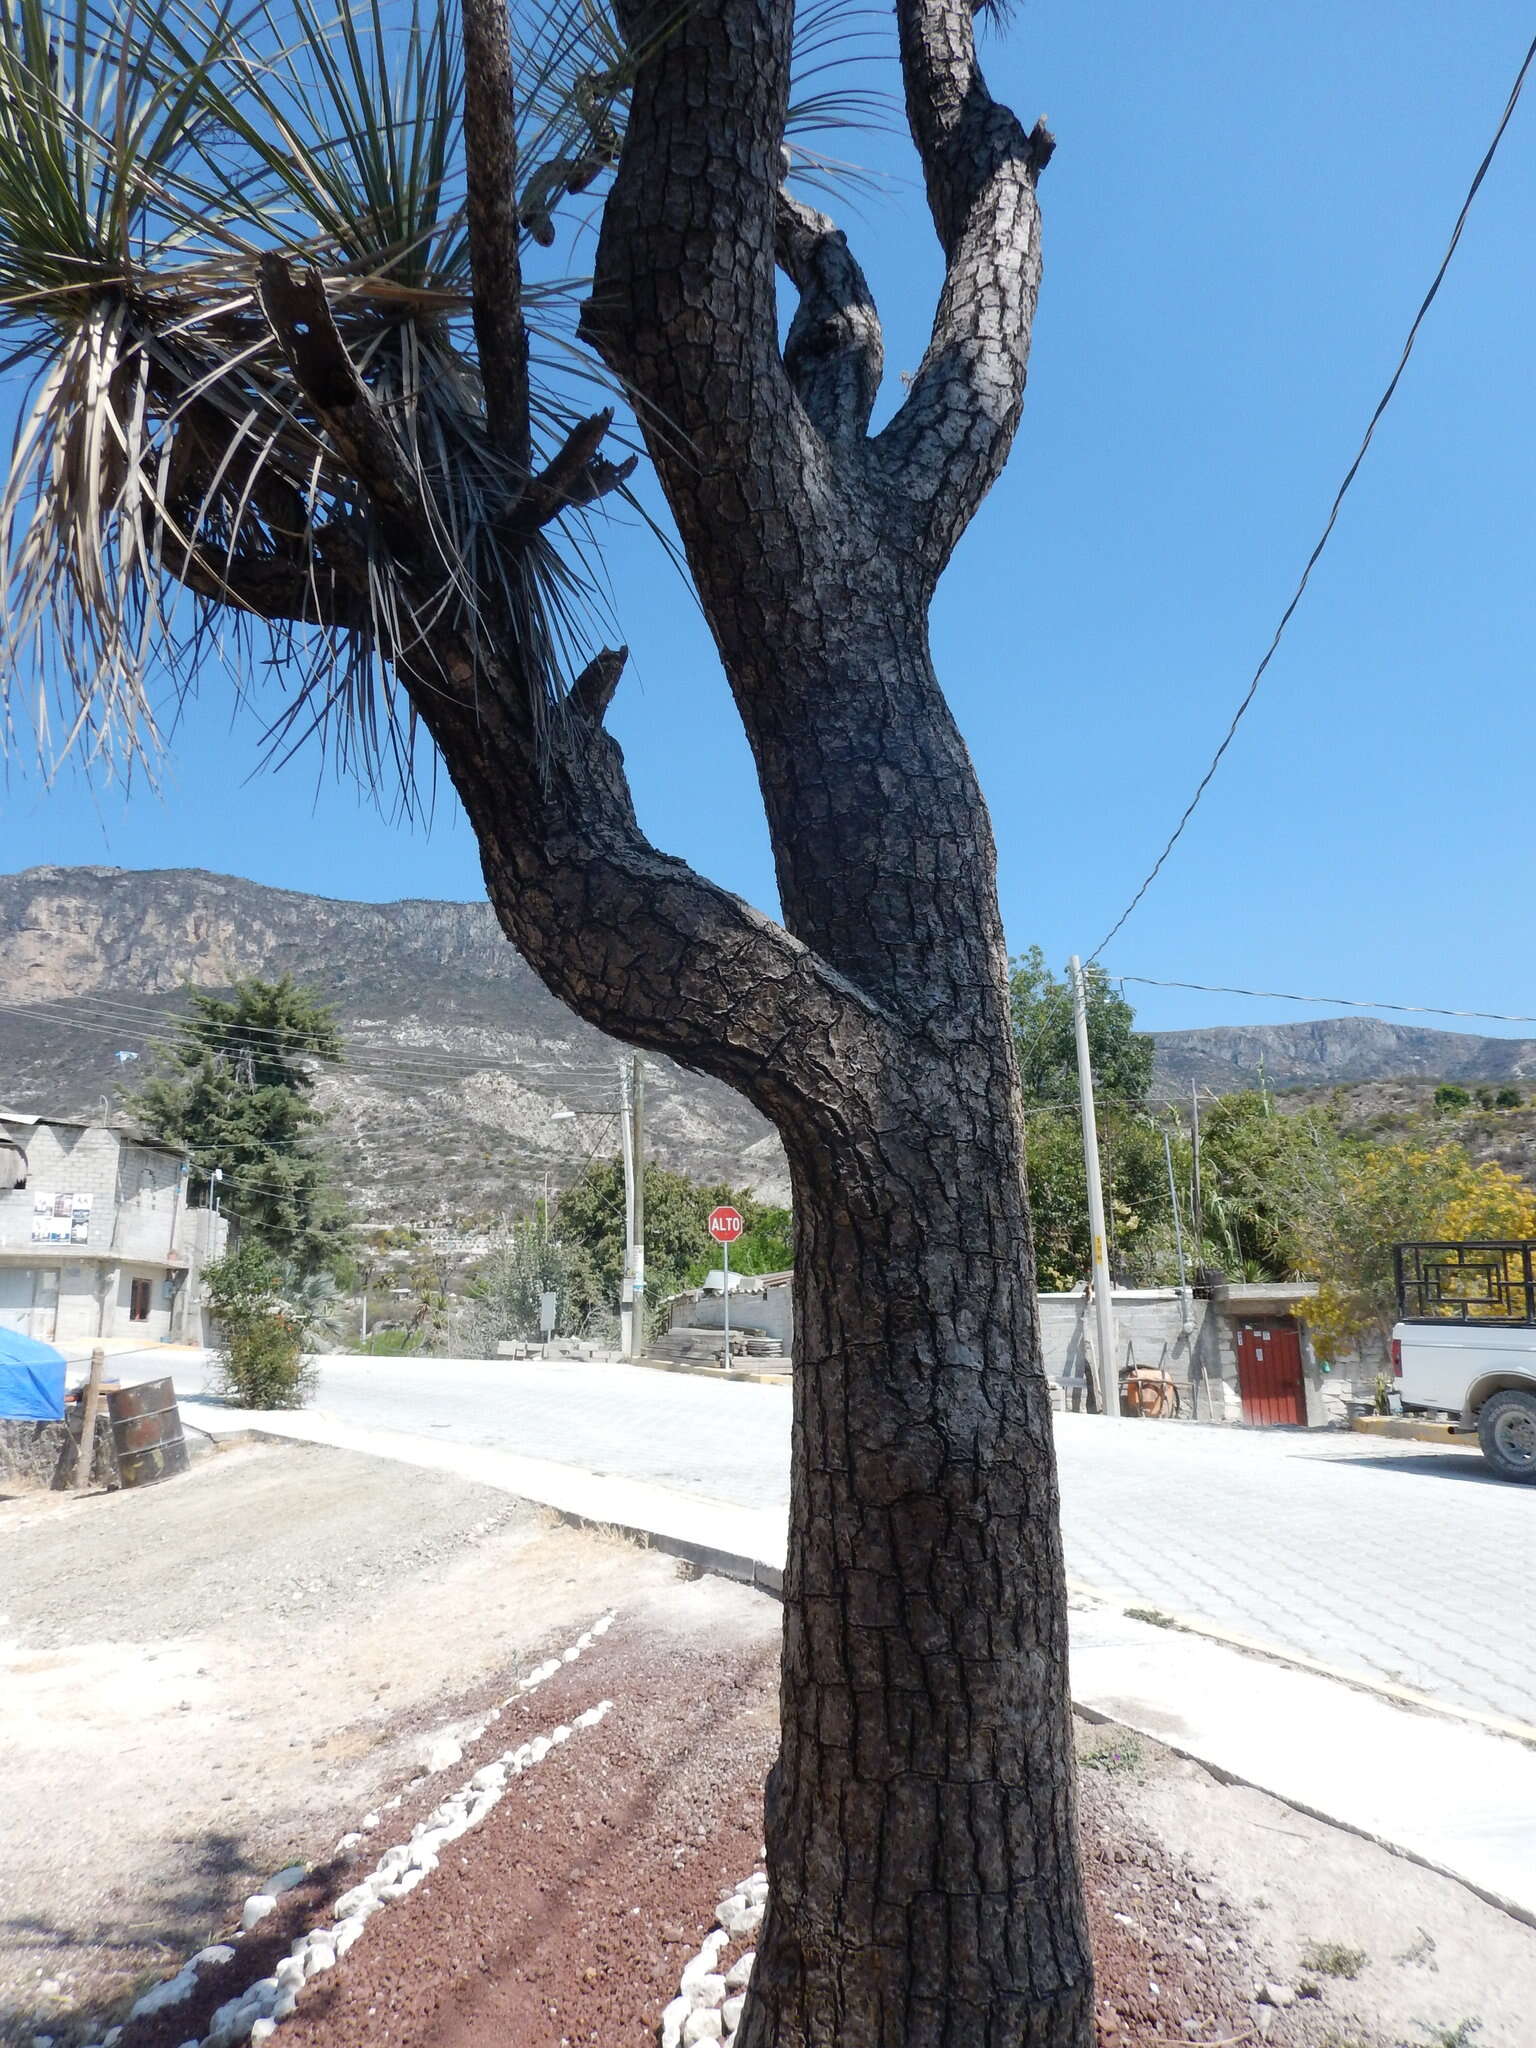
left=1477, top=1390, right=1536, bottom=1483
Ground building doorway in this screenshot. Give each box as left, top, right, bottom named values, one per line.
left=1235, top=1321, right=1306, bottom=1426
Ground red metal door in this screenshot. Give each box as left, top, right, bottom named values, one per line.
left=1235, top=1323, right=1306, bottom=1426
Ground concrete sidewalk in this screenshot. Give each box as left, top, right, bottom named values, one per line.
left=184, top=1397, right=1536, bottom=1929
left=182, top=1398, right=790, bottom=1589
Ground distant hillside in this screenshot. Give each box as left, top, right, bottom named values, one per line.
left=11, top=865, right=1534, bottom=1223
left=1151, top=1016, right=1536, bottom=1095
left=0, top=866, right=788, bottom=1223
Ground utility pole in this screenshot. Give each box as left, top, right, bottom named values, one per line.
left=1069, top=956, right=1121, bottom=1421
left=1163, top=1128, right=1188, bottom=1298
left=1190, top=1082, right=1204, bottom=1256
left=631, top=1055, right=645, bottom=1357
left=617, top=1054, right=646, bottom=1361
left=619, top=1058, right=635, bottom=1360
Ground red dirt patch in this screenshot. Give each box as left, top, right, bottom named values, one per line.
left=105, top=1585, right=1279, bottom=2048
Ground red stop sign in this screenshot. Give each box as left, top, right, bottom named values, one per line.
left=708, top=1205, right=744, bottom=1244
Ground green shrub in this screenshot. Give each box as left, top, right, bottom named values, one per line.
left=1080, top=1735, right=1144, bottom=1777
left=358, top=1329, right=418, bottom=1356
left=215, top=1311, right=315, bottom=1409
left=204, top=1244, right=317, bottom=1408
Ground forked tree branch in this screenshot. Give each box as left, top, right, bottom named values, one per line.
left=461, top=0, right=532, bottom=468
left=513, top=408, right=638, bottom=533
left=398, top=664, right=893, bottom=1123
left=872, top=0, right=1052, bottom=571
left=581, top=0, right=818, bottom=519
left=256, top=258, right=436, bottom=570
left=774, top=190, right=884, bottom=444
left=253, top=244, right=887, bottom=1114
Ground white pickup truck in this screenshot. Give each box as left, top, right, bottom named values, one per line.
left=1393, top=1241, right=1536, bottom=1484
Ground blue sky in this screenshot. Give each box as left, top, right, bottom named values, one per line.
left=6, top=1, right=1536, bottom=1040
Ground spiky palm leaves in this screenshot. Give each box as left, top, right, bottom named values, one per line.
left=0, top=0, right=885, bottom=784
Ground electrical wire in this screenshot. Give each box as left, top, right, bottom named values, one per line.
left=9, top=991, right=546, bottom=1084
left=1117, top=974, right=1536, bottom=1028
left=0, top=995, right=621, bottom=1102
left=55, top=991, right=539, bottom=1076
left=1088, top=27, right=1536, bottom=964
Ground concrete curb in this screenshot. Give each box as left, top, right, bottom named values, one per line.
left=1069, top=1697, right=1536, bottom=1936
left=1065, top=1575, right=1536, bottom=1750
left=547, top=1508, right=786, bottom=1598
left=628, top=1356, right=791, bottom=1388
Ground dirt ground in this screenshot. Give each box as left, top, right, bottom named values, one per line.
left=4, top=1440, right=1532, bottom=2048
left=0, top=1440, right=690, bottom=2040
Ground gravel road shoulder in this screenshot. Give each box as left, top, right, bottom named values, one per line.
left=99, top=1567, right=1536, bottom=2048
left=7, top=1437, right=1530, bottom=2048
left=0, top=1440, right=689, bottom=2040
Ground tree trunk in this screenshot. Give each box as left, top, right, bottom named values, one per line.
left=707, top=597, right=1093, bottom=2043
left=737, top=1078, right=1092, bottom=2048
left=237, top=0, right=1095, bottom=2033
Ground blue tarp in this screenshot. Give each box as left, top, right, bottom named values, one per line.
left=0, top=1329, right=67, bottom=1421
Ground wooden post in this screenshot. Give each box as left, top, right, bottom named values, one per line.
left=74, top=1346, right=106, bottom=1490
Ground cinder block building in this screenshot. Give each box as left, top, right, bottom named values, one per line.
left=0, top=1111, right=225, bottom=1347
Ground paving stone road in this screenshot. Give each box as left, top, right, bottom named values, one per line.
left=170, top=1352, right=1534, bottom=1725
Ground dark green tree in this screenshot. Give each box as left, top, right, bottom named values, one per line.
left=1010, top=947, right=1154, bottom=1108
left=1024, top=1109, right=1175, bottom=1291
left=126, top=977, right=350, bottom=1274
left=553, top=1159, right=790, bottom=1327
left=1193, top=1092, right=1347, bottom=1281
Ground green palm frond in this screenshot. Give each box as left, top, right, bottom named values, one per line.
left=0, top=0, right=894, bottom=790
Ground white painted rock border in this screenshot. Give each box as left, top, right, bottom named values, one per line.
left=660, top=1870, right=768, bottom=2048
left=85, top=1613, right=616, bottom=2048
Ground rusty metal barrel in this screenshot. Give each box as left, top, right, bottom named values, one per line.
left=107, top=1376, right=189, bottom=1488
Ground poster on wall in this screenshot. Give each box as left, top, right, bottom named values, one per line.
left=30, top=1191, right=92, bottom=1243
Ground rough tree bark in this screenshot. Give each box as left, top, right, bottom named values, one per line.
left=571, top=0, right=1092, bottom=2036
left=222, top=0, right=1092, bottom=2035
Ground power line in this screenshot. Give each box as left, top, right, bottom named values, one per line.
left=1088, top=28, right=1536, bottom=964
left=0, top=995, right=618, bottom=1102
left=1118, top=974, right=1536, bottom=1028
left=20, top=991, right=541, bottom=1083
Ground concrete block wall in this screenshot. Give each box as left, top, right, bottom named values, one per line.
left=0, top=1123, right=126, bottom=1255
left=1038, top=1290, right=1238, bottom=1421
left=109, top=1141, right=188, bottom=1260
left=0, top=1121, right=223, bottom=1345
left=2, top=1253, right=187, bottom=1348
left=1038, top=1289, right=1333, bottom=1426
left=669, top=1271, right=1335, bottom=1429
left=675, top=1283, right=794, bottom=1348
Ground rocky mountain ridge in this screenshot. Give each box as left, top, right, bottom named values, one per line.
left=1151, top=1015, right=1536, bottom=1095
left=5, top=865, right=1532, bottom=1219
left=0, top=865, right=787, bottom=1221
